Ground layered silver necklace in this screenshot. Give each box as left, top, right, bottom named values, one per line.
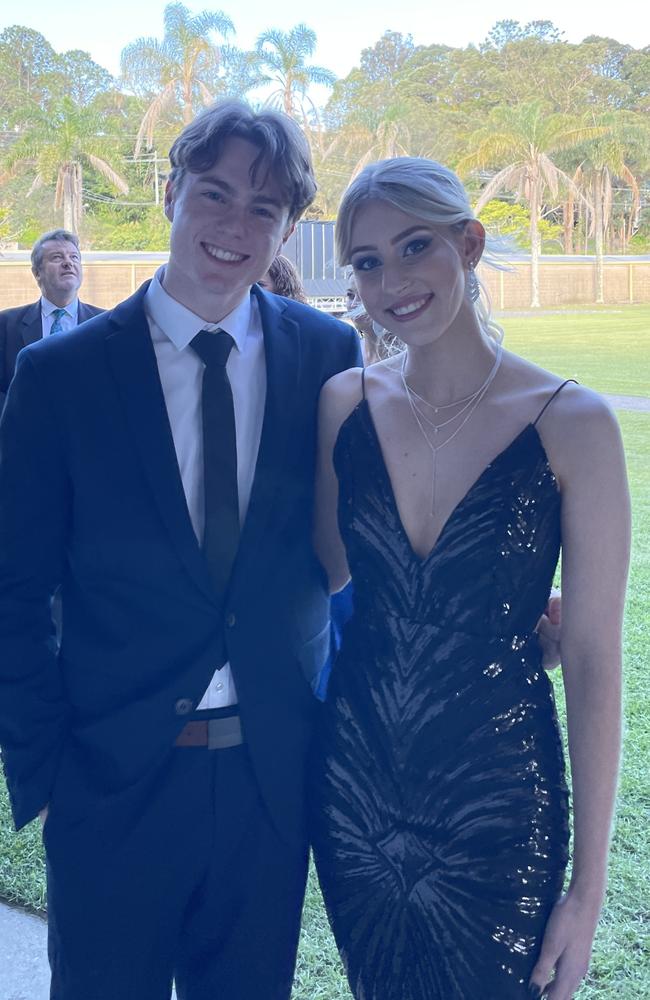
left=400, top=343, right=503, bottom=517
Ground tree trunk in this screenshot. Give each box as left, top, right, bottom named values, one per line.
left=74, top=162, right=82, bottom=233
left=62, top=163, right=76, bottom=233
left=529, top=171, right=541, bottom=308
left=183, top=81, right=193, bottom=124
left=563, top=192, right=574, bottom=254
left=594, top=170, right=605, bottom=304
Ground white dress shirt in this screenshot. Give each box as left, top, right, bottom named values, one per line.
left=144, top=268, right=266, bottom=708
left=41, top=297, right=79, bottom=336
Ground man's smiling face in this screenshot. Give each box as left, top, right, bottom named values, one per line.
left=163, top=136, right=294, bottom=321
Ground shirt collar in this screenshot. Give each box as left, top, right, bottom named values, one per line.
left=145, top=267, right=252, bottom=353
left=41, top=296, right=79, bottom=319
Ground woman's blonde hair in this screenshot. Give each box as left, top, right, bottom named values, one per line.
left=335, top=157, right=507, bottom=343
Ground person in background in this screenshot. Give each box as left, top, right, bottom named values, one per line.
left=345, top=269, right=396, bottom=365
left=0, top=229, right=102, bottom=413
left=259, top=253, right=308, bottom=302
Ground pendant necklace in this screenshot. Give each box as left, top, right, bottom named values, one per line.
left=400, top=344, right=503, bottom=516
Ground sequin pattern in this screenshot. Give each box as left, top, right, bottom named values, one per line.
left=310, top=402, right=570, bottom=1000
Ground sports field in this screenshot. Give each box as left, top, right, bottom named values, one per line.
left=0, top=306, right=648, bottom=998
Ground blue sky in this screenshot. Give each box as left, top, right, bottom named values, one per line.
left=2, top=0, right=648, bottom=81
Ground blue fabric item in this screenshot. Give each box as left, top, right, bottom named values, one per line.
left=315, top=583, right=354, bottom=701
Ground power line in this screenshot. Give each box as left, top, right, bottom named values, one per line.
left=83, top=192, right=158, bottom=207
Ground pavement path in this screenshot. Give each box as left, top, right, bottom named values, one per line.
left=604, top=393, right=650, bottom=412
left=0, top=901, right=49, bottom=1000
left=0, top=900, right=179, bottom=999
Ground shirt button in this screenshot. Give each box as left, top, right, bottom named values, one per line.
left=174, top=698, right=193, bottom=716
left=226, top=612, right=236, bottom=628
left=215, top=682, right=224, bottom=693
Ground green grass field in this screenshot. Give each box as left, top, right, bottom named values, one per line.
left=498, top=305, right=650, bottom=398
left=1, top=307, right=648, bottom=998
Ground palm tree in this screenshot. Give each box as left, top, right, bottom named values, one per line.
left=2, top=96, right=128, bottom=234
left=339, top=104, right=416, bottom=177
left=254, top=24, right=336, bottom=118
left=571, top=112, right=648, bottom=302
left=457, top=101, right=605, bottom=307
left=120, top=2, right=234, bottom=156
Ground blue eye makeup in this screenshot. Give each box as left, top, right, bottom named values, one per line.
left=404, top=237, right=432, bottom=256
left=352, top=255, right=381, bottom=272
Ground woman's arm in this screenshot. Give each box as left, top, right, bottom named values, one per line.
left=530, top=392, right=630, bottom=1000
left=313, top=369, right=363, bottom=594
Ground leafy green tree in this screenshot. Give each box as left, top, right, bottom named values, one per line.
left=51, top=50, right=115, bottom=107
left=480, top=19, right=565, bottom=51
left=0, top=26, right=57, bottom=129
left=254, top=23, right=335, bottom=117
left=87, top=200, right=171, bottom=250
left=478, top=199, right=563, bottom=251
left=120, top=2, right=234, bottom=156
left=458, top=101, right=605, bottom=306
left=0, top=204, right=16, bottom=248
left=2, top=96, right=129, bottom=234
left=359, top=31, right=419, bottom=84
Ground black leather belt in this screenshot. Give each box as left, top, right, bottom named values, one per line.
left=175, top=715, right=243, bottom=749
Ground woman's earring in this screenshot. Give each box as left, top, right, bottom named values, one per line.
left=467, top=262, right=480, bottom=302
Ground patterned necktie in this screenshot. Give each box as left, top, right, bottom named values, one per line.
left=49, top=308, right=66, bottom=335
left=189, top=329, right=240, bottom=602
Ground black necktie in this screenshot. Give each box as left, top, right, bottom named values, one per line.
left=190, top=329, right=239, bottom=602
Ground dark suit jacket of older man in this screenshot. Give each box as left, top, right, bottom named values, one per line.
left=0, top=299, right=103, bottom=412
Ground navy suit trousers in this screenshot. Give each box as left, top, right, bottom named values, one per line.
left=45, top=745, right=309, bottom=1000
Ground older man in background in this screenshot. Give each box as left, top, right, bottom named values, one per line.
left=0, top=228, right=102, bottom=412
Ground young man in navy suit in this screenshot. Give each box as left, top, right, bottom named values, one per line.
left=0, top=229, right=103, bottom=412
left=0, top=101, right=361, bottom=1000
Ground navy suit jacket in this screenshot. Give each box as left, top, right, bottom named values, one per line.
left=0, top=299, right=103, bottom=412
left=0, top=282, right=361, bottom=845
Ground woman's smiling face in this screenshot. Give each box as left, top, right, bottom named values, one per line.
left=348, top=199, right=482, bottom=348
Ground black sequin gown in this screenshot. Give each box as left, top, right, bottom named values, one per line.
left=311, top=399, right=570, bottom=1000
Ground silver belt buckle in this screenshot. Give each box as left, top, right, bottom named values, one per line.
left=207, top=715, right=243, bottom=749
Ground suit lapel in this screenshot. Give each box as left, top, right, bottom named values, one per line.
left=78, top=302, right=94, bottom=324
left=20, top=301, right=43, bottom=346
left=105, top=284, right=217, bottom=605
left=229, top=287, right=300, bottom=595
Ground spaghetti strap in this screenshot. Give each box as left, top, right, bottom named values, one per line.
left=361, top=366, right=367, bottom=401
left=533, top=379, right=578, bottom=426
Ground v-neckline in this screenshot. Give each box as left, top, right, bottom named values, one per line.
left=355, top=398, right=551, bottom=566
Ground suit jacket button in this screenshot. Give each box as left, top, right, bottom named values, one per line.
left=226, top=612, right=236, bottom=628
left=174, top=698, right=193, bottom=716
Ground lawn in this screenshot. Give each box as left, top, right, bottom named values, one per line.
left=1, top=307, right=648, bottom=998
left=498, top=304, right=650, bottom=398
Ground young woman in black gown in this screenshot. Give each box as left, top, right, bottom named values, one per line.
left=311, top=158, right=629, bottom=1000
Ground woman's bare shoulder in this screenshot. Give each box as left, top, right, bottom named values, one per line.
left=500, top=351, right=615, bottom=427
left=535, top=380, right=622, bottom=486
left=319, top=367, right=366, bottom=437
left=536, top=378, right=618, bottom=438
